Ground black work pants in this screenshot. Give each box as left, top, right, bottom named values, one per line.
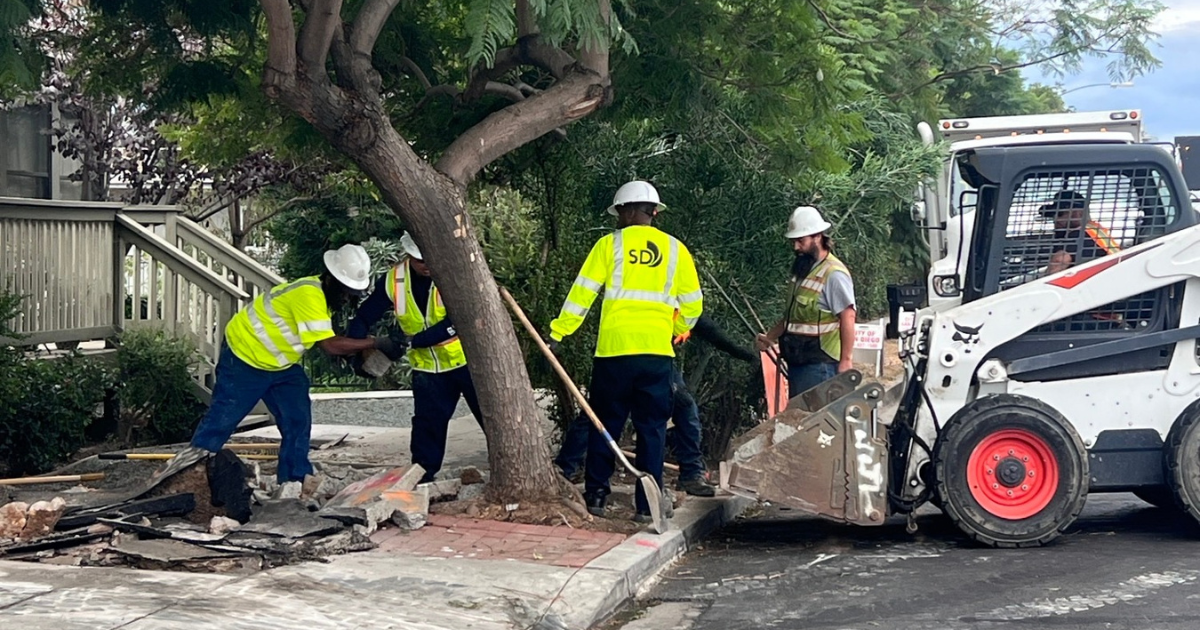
left=411, top=366, right=484, bottom=483
left=584, top=354, right=673, bottom=514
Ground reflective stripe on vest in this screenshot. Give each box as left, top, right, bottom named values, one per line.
left=785, top=254, right=850, bottom=361
left=608, top=230, right=680, bottom=306
left=244, top=279, right=323, bottom=367
left=384, top=259, right=466, bottom=373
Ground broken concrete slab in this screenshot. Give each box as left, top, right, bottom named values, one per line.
left=323, top=464, right=424, bottom=510
left=111, top=538, right=238, bottom=563
left=56, top=493, right=196, bottom=530
left=209, top=516, right=240, bottom=535
left=240, top=500, right=343, bottom=539
left=0, top=501, right=29, bottom=538
left=420, top=479, right=461, bottom=501
left=458, top=483, right=486, bottom=501
left=387, top=488, right=429, bottom=531
left=21, top=497, right=67, bottom=539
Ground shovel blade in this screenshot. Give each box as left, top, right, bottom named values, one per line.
left=639, top=475, right=669, bottom=534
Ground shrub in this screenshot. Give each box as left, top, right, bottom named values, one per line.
left=115, top=327, right=207, bottom=445
left=0, top=331, right=113, bottom=475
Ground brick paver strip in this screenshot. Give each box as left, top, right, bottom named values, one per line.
left=370, top=515, right=629, bottom=567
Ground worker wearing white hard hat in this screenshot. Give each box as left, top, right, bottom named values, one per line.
left=153, top=243, right=405, bottom=499
left=757, top=205, right=857, bottom=395
left=348, top=231, right=484, bottom=483
left=548, top=179, right=703, bottom=523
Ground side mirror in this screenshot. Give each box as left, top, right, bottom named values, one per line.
left=912, top=200, right=926, bottom=223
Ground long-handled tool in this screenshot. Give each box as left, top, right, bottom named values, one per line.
left=701, top=268, right=787, bottom=372
left=0, top=472, right=105, bottom=486
left=99, top=453, right=278, bottom=461
left=500, top=287, right=669, bottom=534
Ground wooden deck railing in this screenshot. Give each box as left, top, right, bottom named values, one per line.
left=0, top=198, right=282, bottom=401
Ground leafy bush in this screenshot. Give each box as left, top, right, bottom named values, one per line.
left=115, top=327, right=208, bottom=445
left=0, top=290, right=113, bottom=475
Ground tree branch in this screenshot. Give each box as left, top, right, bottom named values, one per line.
left=400, top=56, right=433, bottom=90
left=298, top=0, right=345, bottom=81
left=515, top=0, right=539, bottom=38
left=242, top=196, right=315, bottom=234
left=261, top=0, right=299, bottom=95
left=436, top=69, right=607, bottom=184
left=350, top=0, right=402, bottom=57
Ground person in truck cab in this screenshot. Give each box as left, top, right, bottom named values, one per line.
left=1042, top=190, right=1121, bottom=275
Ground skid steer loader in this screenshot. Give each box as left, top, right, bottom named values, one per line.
left=721, top=142, right=1200, bottom=547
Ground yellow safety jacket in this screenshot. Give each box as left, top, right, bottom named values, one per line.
left=550, top=225, right=703, bottom=358
left=225, top=276, right=334, bottom=371
left=785, top=254, right=851, bottom=362
left=385, top=258, right=467, bottom=373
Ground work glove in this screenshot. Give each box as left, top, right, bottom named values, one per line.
left=373, top=333, right=408, bottom=361
left=546, top=337, right=562, bottom=356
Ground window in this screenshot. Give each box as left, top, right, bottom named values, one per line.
left=997, top=166, right=1179, bottom=333
left=0, top=105, right=52, bottom=198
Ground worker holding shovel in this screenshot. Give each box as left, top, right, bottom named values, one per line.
left=547, top=180, right=703, bottom=523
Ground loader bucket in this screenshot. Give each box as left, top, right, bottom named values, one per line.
left=720, top=370, right=889, bottom=525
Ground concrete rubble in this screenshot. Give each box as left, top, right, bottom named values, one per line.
left=0, top=438, right=500, bottom=574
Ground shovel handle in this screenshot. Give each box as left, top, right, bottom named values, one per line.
left=499, top=287, right=641, bottom=474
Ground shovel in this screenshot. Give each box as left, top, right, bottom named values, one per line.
left=499, top=287, right=670, bottom=534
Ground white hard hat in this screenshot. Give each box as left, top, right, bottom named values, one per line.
left=784, top=205, right=832, bottom=239
left=606, top=180, right=666, bottom=216
left=400, top=231, right=423, bottom=260
left=322, top=243, right=371, bottom=291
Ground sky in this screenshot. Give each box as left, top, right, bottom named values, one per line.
left=1025, top=0, right=1200, bottom=142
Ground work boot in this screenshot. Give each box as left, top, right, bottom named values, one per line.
left=584, top=492, right=607, bottom=517
left=676, top=476, right=716, bottom=497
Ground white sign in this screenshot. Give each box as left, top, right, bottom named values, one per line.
left=897, top=308, right=916, bottom=332
left=855, top=323, right=885, bottom=351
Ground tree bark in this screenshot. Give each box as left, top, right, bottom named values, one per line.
left=258, top=0, right=613, bottom=504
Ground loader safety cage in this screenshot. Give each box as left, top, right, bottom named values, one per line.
left=957, top=145, right=1195, bottom=382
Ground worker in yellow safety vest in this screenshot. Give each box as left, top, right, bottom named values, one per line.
left=348, top=232, right=484, bottom=483
left=548, top=180, right=703, bottom=523
left=756, top=206, right=857, bottom=395
left=152, top=244, right=406, bottom=496
left=1041, top=190, right=1121, bottom=275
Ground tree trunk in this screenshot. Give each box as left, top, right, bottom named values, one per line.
left=320, top=113, right=563, bottom=503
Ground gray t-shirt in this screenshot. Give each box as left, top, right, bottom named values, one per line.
left=819, top=270, right=855, bottom=315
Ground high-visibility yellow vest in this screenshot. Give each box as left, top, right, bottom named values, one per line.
left=225, top=276, right=334, bottom=371
left=1085, top=220, right=1120, bottom=254
left=385, top=258, right=467, bottom=373
left=550, top=225, right=703, bottom=357
left=785, top=254, right=851, bottom=362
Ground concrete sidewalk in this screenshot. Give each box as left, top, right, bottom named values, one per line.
left=0, top=415, right=750, bottom=629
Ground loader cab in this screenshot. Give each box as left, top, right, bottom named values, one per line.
left=961, top=144, right=1196, bottom=380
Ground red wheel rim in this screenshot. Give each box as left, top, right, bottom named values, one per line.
left=966, top=429, right=1059, bottom=519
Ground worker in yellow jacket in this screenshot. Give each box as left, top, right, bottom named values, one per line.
left=152, top=244, right=404, bottom=494
left=348, top=232, right=484, bottom=483
left=549, top=180, right=703, bottom=523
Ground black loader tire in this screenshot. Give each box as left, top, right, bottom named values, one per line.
left=934, top=394, right=1088, bottom=548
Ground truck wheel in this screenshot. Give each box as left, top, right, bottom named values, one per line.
left=934, top=395, right=1088, bottom=548
left=1166, top=404, right=1200, bottom=523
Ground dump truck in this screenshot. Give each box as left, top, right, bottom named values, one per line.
left=721, top=139, right=1200, bottom=547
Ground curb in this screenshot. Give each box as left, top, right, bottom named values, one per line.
left=550, top=494, right=754, bottom=629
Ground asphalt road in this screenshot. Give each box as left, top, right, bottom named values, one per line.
left=608, top=494, right=1200, bottom=630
